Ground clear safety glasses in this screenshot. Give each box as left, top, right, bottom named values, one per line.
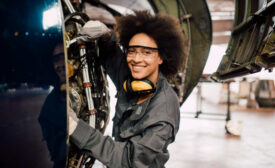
left=126, top=45, right=159, bottom=58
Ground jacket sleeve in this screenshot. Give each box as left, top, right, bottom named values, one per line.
left=70, top=119, right=173, bottom=168
left=98, top=32, right=129, bottom=89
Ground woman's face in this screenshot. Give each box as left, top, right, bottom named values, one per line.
left=53, top=44, right=66, bottom=83
left=127, top=33, right=163, bottom=85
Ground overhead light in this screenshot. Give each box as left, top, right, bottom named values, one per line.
left=42, top=3, right=62, bottom=30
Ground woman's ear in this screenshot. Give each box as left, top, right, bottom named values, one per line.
left=158, top=56, right=163, bottom=65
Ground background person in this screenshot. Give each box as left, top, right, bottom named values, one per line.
left=39, top=43, right=67, bottom=168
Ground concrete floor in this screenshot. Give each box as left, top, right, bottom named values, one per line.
left=166, top=90, right=275, bottom=168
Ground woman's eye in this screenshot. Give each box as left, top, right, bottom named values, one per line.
left=143, top=50, right=152, bottom=55
left=128, top=50, right=135, bottom=54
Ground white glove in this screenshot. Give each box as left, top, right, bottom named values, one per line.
left=68, top=107, right=79, bottom=135
left=78, top=20, right=110, bottom=41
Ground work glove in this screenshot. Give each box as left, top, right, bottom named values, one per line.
left=78, top=20, right=110, bottom=41
left=68, top=87, right=81, bottom=135
left=68, top=107, right=79, bottom=135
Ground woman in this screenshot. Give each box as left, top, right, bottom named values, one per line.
left=69, top=10, right=186, bottom=167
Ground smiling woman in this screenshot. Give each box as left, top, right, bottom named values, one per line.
left=116, top=11, right=186, bottom=80
left=68, top=10, right=187, bottom=168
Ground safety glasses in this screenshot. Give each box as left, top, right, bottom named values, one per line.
left=126, top=45, right=158, bottom=58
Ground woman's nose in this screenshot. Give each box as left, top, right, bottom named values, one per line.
left=132, top=52, right=143, bottom=62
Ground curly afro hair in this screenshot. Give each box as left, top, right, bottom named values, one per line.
left=115, top=10, right=187, bottom=79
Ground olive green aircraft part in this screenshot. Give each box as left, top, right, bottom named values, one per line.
left=149, top=0, right=190, bottom=38
left=151, top=0, right=212, bottom=103
left=256, top=29, right=275, bottom=68
left=261, top=29, right=275, bottom=58
left=213, top=0, right=275, bottom=81
left=213, top=0, right=258, bottom=80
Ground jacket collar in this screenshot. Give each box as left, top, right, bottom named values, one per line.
left=128, top=72, right=166, bottom=121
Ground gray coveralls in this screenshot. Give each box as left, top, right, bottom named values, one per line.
left=70, top=36, right=180, bottom=168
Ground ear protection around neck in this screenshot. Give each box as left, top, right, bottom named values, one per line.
left=123, top=78, right=156, bottom=95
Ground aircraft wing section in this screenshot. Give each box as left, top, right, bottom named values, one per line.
left=212, top=0, right=275, bottom=81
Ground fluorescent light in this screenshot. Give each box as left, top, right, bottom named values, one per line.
left=42, top=3, right=62, bottom=30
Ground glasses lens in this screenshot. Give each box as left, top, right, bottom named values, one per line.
left=127, top=48, right=136, bottom=56
left=141, top=48, right=155, bottom=56
left=127, top=46, right=158, bottom=57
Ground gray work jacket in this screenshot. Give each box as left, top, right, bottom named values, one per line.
left=71, top=36, right=180, bottom=168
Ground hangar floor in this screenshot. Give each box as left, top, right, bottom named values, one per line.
left=166, top=89, right=275, bottom=168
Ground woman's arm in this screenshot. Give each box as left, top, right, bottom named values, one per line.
left=70, top=119, right=173, bottom=168
left=98, top=32, right=130, bottom=90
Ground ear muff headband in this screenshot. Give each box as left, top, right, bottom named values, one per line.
left=126, top=78, right=133, bottom=93
left=123, top=79, right=156, bottom=95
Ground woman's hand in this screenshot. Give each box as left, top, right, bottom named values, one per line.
left=78, top=20, right=110, bottom=41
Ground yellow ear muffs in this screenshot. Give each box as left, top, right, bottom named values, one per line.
left=123, top=78, right=156, bottom=95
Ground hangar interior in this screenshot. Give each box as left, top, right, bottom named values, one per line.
left=0, top=0, right=275, bottom=168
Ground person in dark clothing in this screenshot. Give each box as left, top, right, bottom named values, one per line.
left=69, top=10, right=187, bottom=167
left=39, top=43, right=67, bottom=168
